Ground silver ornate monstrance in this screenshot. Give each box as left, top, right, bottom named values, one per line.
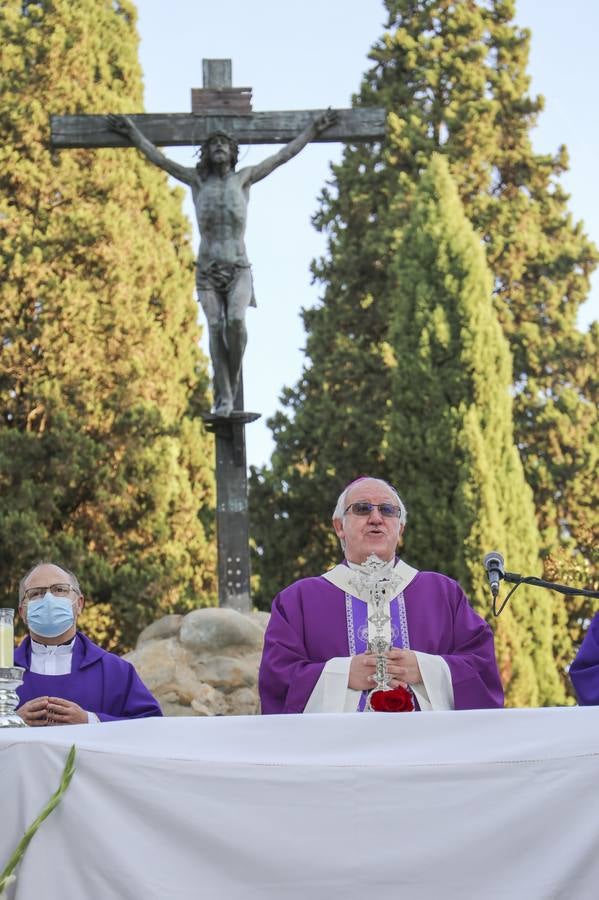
left=347, top=555, right=404, bottom=710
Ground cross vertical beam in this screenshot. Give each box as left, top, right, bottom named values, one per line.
left=200, top=61, right=257, bottom=613
left=206, top=387, right=259, bottom=612
left=202, top=58, right=231, bottom=89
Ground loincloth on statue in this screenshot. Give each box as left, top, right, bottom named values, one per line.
left=196, top=261, right=257, bottom=307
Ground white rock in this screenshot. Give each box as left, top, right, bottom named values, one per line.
left=137, top=614, right=183, bottom=646
left=227, top=687, right=260, bottom=716
left=191, top=684, right=228, bottom=716
left=180, top=607, right=264, bottom=654
left=202, top=656, right=258, bottom=692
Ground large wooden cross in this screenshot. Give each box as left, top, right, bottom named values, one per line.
left=51, top=60, right=385, bottom=613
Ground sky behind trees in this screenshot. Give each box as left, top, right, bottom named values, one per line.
left=136, top=0, right=598, bottom=468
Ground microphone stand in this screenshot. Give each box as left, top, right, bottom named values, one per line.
left=493, top=571, right=599, bottom=617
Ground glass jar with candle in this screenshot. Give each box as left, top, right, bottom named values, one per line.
left=0, top=608, right=26, bottom=727
left=0, top=609, right=15, bottom=669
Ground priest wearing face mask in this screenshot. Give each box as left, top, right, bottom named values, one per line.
left=259, top=477, right=504, bottom=714
left=15, top=561, right=162, bottom=725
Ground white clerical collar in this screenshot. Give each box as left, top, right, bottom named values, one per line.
left=31, top=637, right=75, bottom=657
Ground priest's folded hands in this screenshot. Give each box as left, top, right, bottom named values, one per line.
left=17, top=696, right=88, bottom=727
left=385, top=648, right=422, bottom=686
left=348, top=649, right=422, bottom=691
left=258, top=475, right=504, bottom=714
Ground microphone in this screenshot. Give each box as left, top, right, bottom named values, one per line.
left=483, top=551, right=505, bottom=598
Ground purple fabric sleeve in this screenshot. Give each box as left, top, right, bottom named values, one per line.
left=390, top=572, right=503, bottom=710
left=91, top=656, right=163, bottom=722
left=569, top=614, right=599, bottom=705
left=438, top=584, right=503, bottom=710
left=259, top=589, right=328, bottom=714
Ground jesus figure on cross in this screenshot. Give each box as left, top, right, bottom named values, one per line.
left=108, top=111, right=337, bottom=417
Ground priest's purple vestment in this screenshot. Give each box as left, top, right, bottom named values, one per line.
left=259, top=567, right=503, bottom=714
left=570, top=613, right=599, bottom=705
left=15, top=632, right=162, bottom=721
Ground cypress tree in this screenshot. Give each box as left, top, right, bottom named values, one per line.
left=386, top=154, right=564, bottom=705
left=0, top=0, right=215, bottom=649
left=251, top=0, right=597, bottom=666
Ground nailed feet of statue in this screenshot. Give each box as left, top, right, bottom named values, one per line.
left=214, top=399, right=234, bottom=417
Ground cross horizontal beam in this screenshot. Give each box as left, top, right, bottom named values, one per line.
left=50, top=107, right=386, bottom=149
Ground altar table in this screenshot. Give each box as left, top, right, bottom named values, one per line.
left=1, top=707, right=598, bottom=899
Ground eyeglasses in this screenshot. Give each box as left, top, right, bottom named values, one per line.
left=344, top=502, right=401, bottom=518
left=23, top=583, right=77, bottom=603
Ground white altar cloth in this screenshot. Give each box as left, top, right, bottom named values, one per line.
left=2, top=707, right=599, bottom=899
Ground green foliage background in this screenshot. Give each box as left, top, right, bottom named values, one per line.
left=387, top=153, right=565, bottom=705
left=0, top=0, right=216, bottom=650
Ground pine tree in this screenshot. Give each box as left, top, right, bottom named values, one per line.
left=250, top=0, right=597, bottom=670
left=0, top=0, right=216, bottom=649
left=386, top=154, right=564, bottom=705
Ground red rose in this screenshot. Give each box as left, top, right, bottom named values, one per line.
left=369, top=686, right=414, bottom=712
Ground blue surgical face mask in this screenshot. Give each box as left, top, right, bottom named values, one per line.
left=26, top=593, right=76, bottom=639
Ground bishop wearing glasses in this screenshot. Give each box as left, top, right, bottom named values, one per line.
left=14, top=561, right=161, bottom=725
left=259, top=477, right=503, bottom=714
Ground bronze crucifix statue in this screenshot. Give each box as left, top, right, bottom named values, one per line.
left=107, top=108, right=337, bottom=416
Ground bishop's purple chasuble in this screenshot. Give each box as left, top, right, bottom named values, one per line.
left=15, top=632, right=162, bottom=722
left=259, top=566, right=503, bottom=714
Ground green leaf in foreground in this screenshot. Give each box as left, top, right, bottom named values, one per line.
left=0, top=744, right=76, bottom=893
